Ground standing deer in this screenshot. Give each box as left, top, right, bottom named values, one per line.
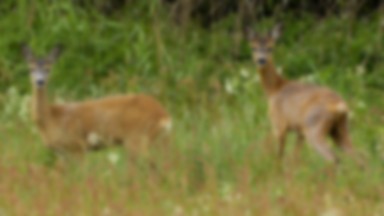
left=23, top=45, right=172, bottom=160
left=248, top=25, right=359, bottom=164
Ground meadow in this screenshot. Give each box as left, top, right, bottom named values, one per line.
left=0, top=1, right=384, bottom=215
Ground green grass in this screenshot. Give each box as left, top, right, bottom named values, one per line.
left=1, top=89, right=384, bottom=215
left=0, top=1, right=384, bottom=215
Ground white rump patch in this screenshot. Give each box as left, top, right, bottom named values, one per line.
left=335, top=102, right=348, bottom=113
left=159, top=118, right=172, bottom=133
left=87, top=132, right=101, bottom=147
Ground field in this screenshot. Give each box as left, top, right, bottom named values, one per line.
left=0, top=1, right=384, bottom=215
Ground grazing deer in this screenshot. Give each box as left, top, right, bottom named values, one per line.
left=248, top=25, right=359, bottom=164
left=23, top=45, right=172, bottom=159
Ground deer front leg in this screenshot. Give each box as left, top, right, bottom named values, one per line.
left=276, top=128, right=288, bottom=161
left=292, top=132, right=305, bottom=164
left=269, top=107, right=288, bottom=161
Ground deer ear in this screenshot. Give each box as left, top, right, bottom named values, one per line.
left=270, top=23, right=282, bottom=41
left=48, top=45, right=63, bottom=62
left=22, top=44, right=35, bottom=62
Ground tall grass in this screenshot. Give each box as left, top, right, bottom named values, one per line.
left=0, top=1, right=383, bottom=215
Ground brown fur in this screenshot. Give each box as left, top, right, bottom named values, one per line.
left=249, top=25, right=359, bottom=164
left=35, top=93, right=171, bottom=154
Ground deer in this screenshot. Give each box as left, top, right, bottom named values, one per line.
left=23, top=45, right=172, bottom=163
left=248, top=24, right=361, bottom=165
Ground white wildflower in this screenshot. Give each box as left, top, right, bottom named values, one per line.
left=225, top=80, right=234, bottom=95
left=107, top=152, right=120, bottom=165
left=240, top=68, right=250, bottom=78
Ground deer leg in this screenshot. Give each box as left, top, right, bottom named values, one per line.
left=124, top=136, right=140, bottom=163
left=269, top=107, right=288, bottom=161
left=293, top=132, right=304, bottom=162
left=331, top=118, right=353, bottom=152
left=331, top=118, right=364, bottom=167
left=45, top=145, right=80, bottom=172
left=278, top=131, right=287, bottom=160
left=304, top=125, right=337, bottom=163
left=272, top=125, right=288, bottom=161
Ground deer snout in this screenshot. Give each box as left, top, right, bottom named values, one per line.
left=257, top=58, right=267, bottom=65
left=36, top=79, right=45, bottom=86
left=32, top=71, right=47, bottom=87
left=253, top=53, right=268, bottom=65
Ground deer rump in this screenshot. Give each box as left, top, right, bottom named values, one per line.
left=269, top=82, right=348, bottom=137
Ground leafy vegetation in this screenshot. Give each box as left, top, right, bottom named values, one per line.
left=0, top=1, right=383, bottom=215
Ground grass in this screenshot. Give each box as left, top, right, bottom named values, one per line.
left=0, top=1, right=384, bottom=215
left=1, top=89, right=384, bottom=215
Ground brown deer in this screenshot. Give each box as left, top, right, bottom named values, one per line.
left=248, top=24, right=359, bottom=164
left=23, top=45, right=172, bottom=160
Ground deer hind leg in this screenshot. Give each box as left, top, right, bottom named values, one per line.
left=304, top=113, right=338, bottom=163
left=331, top=115, right=353, bottom=151
left=331, top=116, right=364, bottom=167
left=305, top=130, right=336, bottom=163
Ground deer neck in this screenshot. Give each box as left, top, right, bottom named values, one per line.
left=32, top=86, right=51, bottom=128
left=258, top=60, right=287, bottom=96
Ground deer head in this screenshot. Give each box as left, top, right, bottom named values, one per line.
left=23, top=45, right=62, bottom=88
left=248, top=24, right=282, bottom=66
